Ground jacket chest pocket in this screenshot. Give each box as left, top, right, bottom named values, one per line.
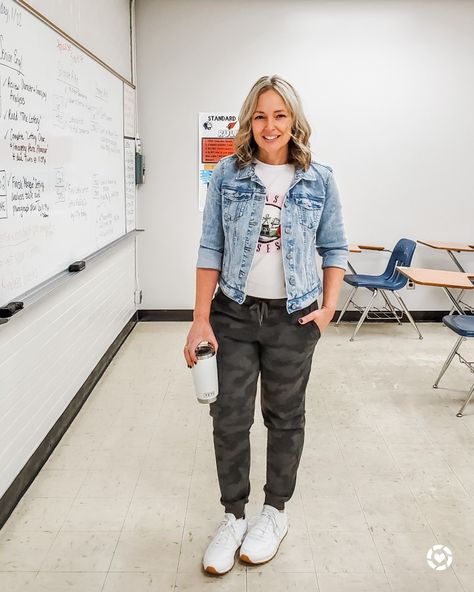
left=293, top=195, right=324, bottom=229
left=222, top=189, right=252, bottom=222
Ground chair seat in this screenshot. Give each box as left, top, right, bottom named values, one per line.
left=344, top=274, right=402, bottom=290
left=443, top=314, right=474, bottom=337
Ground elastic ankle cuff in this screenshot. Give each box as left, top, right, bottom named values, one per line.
left=263, top=495, right=285, bottom=511
left=224, top=505, right=245, bottom=520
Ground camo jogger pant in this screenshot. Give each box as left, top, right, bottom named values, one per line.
left=209, top=288, right=320, bottom=518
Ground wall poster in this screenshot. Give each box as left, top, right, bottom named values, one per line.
left=198, top=112, right=239, bottom=211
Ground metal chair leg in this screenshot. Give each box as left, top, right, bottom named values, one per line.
left=392, top=292, right=423, bottom=340
left=457, top=383, right=474, bottom=417
left=347, top=262, right=357, bottom=274
left=380, top=290, right=402, bottom=324
left=449, top=290, right=464, bottom=315
left=350, top=289, right=378, bottom=342
left=433, top=336, right=464, bottom=387
left=336, top=287, right=357, bottom=325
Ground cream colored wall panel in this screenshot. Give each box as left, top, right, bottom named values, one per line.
left=0, top=238, right=136, bottom=497
left=0, top=250, right=134, bottom=430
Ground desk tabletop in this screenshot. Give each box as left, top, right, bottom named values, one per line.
left=357, top=244, right=385, bottom=251
left=417, top=240, right=474, bottom=252
left=349, top=243, right=385, bottom=252
left=397, top=266, right=474, bottom=289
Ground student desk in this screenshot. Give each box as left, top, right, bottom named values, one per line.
left=417, top=240, right=474, bottom=272
left=396, top=267, right=474, bottom=315
left=417, top=242, right=474, bottom=312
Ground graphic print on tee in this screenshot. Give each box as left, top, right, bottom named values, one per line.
left=245, top=159, right=294, bottom=299
left=256, top=192, right=284, bottom=254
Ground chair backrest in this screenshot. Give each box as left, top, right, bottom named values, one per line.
left=381, top=239, right=417, bottom=290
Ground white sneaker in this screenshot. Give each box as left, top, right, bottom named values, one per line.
left=203, top=513, right=247, bottom=575
left=239, top=504, right=288, bottom=564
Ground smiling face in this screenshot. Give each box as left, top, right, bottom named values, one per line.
left=251, top=89, right=293, bottom=165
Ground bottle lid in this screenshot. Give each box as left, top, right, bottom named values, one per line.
left=195, top=341, right=215, bottom=360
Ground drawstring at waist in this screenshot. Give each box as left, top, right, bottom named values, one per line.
left=249, top=300, right=269, bottom=326
left=217, top=289, right=287, bottom=327
left=245, top=296, right=286, bottom=327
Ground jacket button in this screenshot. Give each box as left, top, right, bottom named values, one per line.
left=285, top=228, right=290, bottom=234
left=289, top=277, right=296, bottom=286
left=286, top=253, right=292, bottom=259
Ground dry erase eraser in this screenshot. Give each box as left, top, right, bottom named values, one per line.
left=68, top=261, right=86, bottom=272
left=0, top=302, right=24, bottom=318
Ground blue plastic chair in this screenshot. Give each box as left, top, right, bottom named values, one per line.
left=336, top=238, right=423, bottom=341
left=433, top=314, right=474, bottom=417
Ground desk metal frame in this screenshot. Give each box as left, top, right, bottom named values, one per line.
left=433, top=334, right=474, bottom=417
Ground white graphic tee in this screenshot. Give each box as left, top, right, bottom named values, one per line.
left=245, top=159, right=295, bottom=299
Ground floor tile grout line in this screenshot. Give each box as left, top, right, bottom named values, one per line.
left=173, top=398, right=205, bottom=590
left=99, top=346, right=175, bottom=592
left=5, top=386, right=114, bottom=579
left=322, top=391, right=393, bottom=588
left=369, top=404, right=467, bottom=591
left=33, top=466, right=87, bottom=577
left=323, top=330, right=474, bottom=586
left=297, top=484, right=320, bottom=591
left=37, top=331, right=174, bottom=589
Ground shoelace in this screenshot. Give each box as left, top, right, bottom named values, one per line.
left=212, top=518, right=243, bottom=548
left=248, top=510, right=279, bottom=538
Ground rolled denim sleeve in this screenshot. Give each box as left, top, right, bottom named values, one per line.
left=316, top=171, right=348, bottom=270
left=196, top=159, right=225, bottom=270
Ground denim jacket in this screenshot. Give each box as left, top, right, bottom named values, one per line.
left=197, top=154, right=348, bottom=313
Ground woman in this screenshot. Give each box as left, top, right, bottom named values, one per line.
left=184, top=75, right=348, bottom=575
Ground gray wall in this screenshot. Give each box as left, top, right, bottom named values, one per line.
left=136, top=0, right=474, bottom=311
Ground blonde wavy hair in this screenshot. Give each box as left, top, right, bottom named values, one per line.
left=234, top=75, right=312, bottom=170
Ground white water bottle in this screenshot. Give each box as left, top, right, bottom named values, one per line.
left=191, top=342, right=219, bottom=404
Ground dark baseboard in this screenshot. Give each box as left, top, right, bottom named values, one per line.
left=138, top=309, right=451, bottom=322
left=138, top=309, right=193, bottom=321
left=335, top=311, right=450, bottom=322
left=0, top=315, right=137, bottom=531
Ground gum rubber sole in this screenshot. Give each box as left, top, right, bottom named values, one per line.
left=239, top=529, right=288, bottom=565
left=204, top=563, right=234, bottom=575
left=203, top=553, right=238, bottom=576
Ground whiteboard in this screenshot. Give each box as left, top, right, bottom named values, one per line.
left=0, top=0, right=135, bottom=306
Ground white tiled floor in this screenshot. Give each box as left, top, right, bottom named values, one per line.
left=1, top=321, right=474, bottom=591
